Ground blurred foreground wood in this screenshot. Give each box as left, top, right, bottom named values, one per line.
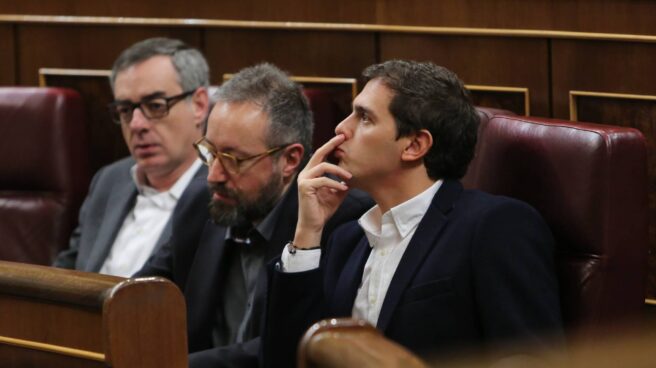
left=299, top=317, right=656, bottom=368
left=0, top=260, right=188, bottom=367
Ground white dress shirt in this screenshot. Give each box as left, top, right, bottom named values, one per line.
left=99, top=159, right=202, bottom=277
left=281, top=180, right=442, bottom=326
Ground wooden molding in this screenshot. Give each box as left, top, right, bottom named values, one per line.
left=2, top=14, right=656, bottom=43
left=569, top=90, right=656, bottom=121
left=39, top=67, right=111, bottom=87
left=466, top=84, right=530, bottom=116
left=0, top=335, right=105, bottom=362
left=223, top=73, right=358, bottom=98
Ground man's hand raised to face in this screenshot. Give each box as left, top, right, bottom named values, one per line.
left=293, top=134, right=352, bottom=248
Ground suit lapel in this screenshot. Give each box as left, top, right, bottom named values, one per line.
left=85, top=181, right=136, bottom=272
left=331, top=236, right=372, bottom=316
left=185, top=223, right=228, bottom=331
left=376, top=180, right=462, bottom=331
left=152, top=165, right=208, bottom=255
left=265, top=183, right=299, bottom=261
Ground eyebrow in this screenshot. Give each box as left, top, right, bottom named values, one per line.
left=353, top=104, right=377, bottom=121
left=207, top=138, right=250, bottom=157
left=113, top=91, right=167, bottom=104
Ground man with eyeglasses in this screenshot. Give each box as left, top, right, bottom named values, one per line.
left=53, top=38, right=211, bottom=277
left=136, top=63, right=372, bottom=368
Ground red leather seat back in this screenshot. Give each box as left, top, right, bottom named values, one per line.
left=0, top=87, right=90, bottom=264
left=463, top=114, right=648, bottom=335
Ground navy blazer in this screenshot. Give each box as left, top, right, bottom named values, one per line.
left=137, top=181, right=373, bottom=368
left=264, top=180, right=564, bottom=367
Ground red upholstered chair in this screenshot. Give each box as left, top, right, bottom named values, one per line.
left=0, top=87, right=90, bottom=264
left=462, top=114, right=648, bottom=338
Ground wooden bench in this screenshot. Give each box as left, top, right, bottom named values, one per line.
left=0, top=261, right=187, bottom=367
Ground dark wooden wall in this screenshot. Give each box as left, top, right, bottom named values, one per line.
left=2, top=0, right=656, bottom=298
left=2, top=0, right=656, bottom=34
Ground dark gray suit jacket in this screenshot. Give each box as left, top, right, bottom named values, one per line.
left=53, top=157, right=208, bottom=272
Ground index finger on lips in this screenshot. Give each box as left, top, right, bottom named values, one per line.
left=307, top=134, right=346, bottom=167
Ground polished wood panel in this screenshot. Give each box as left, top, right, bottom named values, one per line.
left=0, top=1, right=376, bottom=23
left=0, top=25, right=15, bottom=85
left=16, top=25, right=202, bottom=86
left=468, top=85, right=530, bottom=116
left=380, top=34, right=549, bottom=116
left=40, top=69, right=127, bottom=175
left=570, top=92, right=656, bottom=298
left=1, top=1, right=656, bottom=35
left=0, top=261, right=188, bottom=367
left=204, top=29, right=375, bottom=81
left=377, top=0, right=656, bottom=34
left=298, top=318, right=427, bottom=368
left=551, top=40, right=656, bottom=119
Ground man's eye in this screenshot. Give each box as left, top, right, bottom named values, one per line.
left=144, top=101, right=167, bottom=114
left=116, top=105, right=132, bottom=115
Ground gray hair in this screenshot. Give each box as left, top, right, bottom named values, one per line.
left=110, top=37, right=209, bottom=92
left=215, top=63, right=313, bottom=162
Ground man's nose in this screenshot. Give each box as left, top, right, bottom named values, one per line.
left=127, top=107, right=151, bottom=131
left=207, top=157, right=228, bottom=183
left=334, top=113, right=354, bottom=138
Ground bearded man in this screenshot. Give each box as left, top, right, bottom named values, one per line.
left=136, top=63, right=372, bottom=368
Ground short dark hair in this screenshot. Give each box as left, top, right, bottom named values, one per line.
left=110, top=37, right=209, bottom=92
left=215, top=63, right=314, bottom=164
left=362, top=60, right=479, bottom=180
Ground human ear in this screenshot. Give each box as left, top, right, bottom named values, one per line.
left=401, top=129, right=433, bottom=162
left=191, top=87, right=210, bottom=128
left=279, top=143, right=305, bottom=177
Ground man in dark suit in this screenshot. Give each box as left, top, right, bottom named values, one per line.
left=263, top=60, right=564, bottom=366
left=53, top=38, right=210, bottom=276
left=136, top=63, right=372, bottom=368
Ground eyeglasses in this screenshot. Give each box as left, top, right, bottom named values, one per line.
left=108, top=89, right=196, bottom=125
left=193, top=137, right=288, bottom=175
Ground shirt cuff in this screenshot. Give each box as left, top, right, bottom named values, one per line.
left=281, top=246, right=321, bottom=273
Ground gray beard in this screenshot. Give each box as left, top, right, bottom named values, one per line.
left=208, top=170, right=284, bottom=227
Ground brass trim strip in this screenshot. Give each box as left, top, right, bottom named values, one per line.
left=466, top=84, right=530, bottom=116
left=224, top=73, right=358, bottom=98
left=569, top=90, right=656, bottom=121
left=39, top=68, right=111, bottom=87
left=645, top=298, right=656, bottom=306
left=0, top=335, right=105, bottom=362
left=2, top=14, right=656, bottom=43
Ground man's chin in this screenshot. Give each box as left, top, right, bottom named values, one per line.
left=135, top=157, right=167, bottom=174
left=211, top=192, right=238, bottom=206
left=209, top=201, right=244, bottom=227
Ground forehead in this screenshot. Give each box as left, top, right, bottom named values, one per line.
left=113, top=55, right=181, bottom=100
left=206, top=100, right=270, bottom=150
left=353, top=78, right=394, bottom=115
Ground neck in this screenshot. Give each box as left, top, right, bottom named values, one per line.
left=362, top=166, right=436, bottom=214
left=142, top=157, right=196, bottom=192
